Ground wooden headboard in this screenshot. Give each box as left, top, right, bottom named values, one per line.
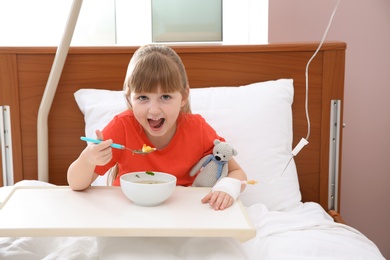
left=0, top=42, right=346, bottom=210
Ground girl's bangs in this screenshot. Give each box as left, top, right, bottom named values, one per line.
left=129, top=55, right=184, bottom=93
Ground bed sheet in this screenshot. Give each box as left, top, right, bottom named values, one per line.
left=0, top=183, right=384, bottom=260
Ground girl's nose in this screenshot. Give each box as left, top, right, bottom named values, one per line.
left=148, top=100, right=161, bottom=114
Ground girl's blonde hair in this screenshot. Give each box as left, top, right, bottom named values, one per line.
left=124, top=44, right=191, bottom=113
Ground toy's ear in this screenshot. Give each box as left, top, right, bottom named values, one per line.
left=232, top=148, right=238, bottom=156
left=213, top=139, right=221, bottom=145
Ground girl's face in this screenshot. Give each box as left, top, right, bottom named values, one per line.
left=130, top=86, right=187, bottom=145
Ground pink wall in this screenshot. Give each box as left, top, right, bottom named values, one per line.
left=269, top=0, right=390, bottom=258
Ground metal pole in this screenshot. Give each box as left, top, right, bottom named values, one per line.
left=37, top=0, right=83, bottom=182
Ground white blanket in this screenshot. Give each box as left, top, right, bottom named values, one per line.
left=243, top=202, right=384, bottom=259
left=0, top=183, right=384, bottom=260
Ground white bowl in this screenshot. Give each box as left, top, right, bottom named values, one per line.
left=120, top=171, right=177, bottom=206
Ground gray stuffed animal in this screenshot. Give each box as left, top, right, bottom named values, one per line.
left=190, top=139, right=238, bottom=187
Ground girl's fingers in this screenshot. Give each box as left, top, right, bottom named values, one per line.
left=201, top=191, right=234, bottom=210
left=95, top=129, right=104, bottom=140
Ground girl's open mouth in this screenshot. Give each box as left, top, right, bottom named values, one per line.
left=148, top=118, right=165, bottom=129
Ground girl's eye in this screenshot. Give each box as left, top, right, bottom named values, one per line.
left=138, top=95, right=148, bottom=101
left=161, top=95, right=171, bottom=101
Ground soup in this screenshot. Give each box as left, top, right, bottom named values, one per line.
left=135, top=180, right=166, bottom=184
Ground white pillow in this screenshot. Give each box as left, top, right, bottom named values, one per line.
left=74, top=89, right=128, bottom=139
left=74, top=79, right=302, bottom=211
left=190, top=79, right=301, bottom=211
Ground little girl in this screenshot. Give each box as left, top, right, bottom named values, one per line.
left=67, top=44, right=247, bottom=210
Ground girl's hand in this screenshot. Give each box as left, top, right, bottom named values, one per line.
left=201, top=190, right=234, bottom=210
left=67, top=130, right=111, bottom=191
left=82, top=130, right=113, bottom=166
left=201, top=177, right=242, bottom=210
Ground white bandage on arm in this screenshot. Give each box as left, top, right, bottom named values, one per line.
left=212, top=177, right=242, bottom=201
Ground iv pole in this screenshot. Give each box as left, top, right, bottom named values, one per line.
left=37, top=0, right=83, bottom=182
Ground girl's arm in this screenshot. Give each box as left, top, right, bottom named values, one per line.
left=67, top=130, right=113, bottom=190
left=225, top=158, right=247, bottom=192
left=201, top=158, right=247, bottom=210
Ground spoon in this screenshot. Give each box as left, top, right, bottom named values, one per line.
left=80, top=137, right=156, bottom=155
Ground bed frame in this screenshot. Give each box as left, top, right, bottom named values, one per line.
left=0, top=42, right=346, bottom=211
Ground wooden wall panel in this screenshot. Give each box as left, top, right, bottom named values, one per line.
left=0, top=42, right=346, bottom=211
left=0, top=54, right=23, bottom=185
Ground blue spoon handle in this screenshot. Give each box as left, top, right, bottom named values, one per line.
left=80, top=137, right=123, bottom=149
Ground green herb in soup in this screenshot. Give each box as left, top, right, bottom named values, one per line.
left=145, top=171, right=155, bottom=176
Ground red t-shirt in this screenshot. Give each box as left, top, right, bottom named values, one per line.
left=95, top=110, right=224, bottom=186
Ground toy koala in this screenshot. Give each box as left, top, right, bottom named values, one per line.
left=190, top=139, right=238, bottom=187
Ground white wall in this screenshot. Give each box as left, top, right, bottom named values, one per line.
left=269, top=0, right=390, bottom=258
left=0, top=0, right=267, bottom=46
left=0, top=0, right=116, bottom=46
